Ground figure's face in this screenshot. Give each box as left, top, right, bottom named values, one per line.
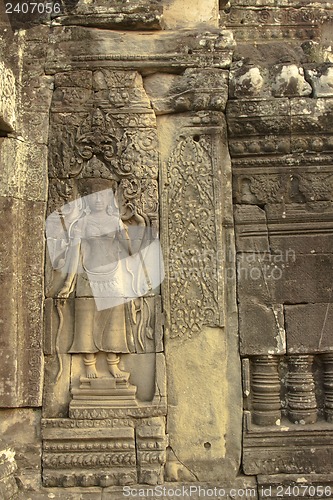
left=88, top=190, right=110, bottom=212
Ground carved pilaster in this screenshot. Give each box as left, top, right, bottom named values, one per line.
left=322, top=353, right=333, bottom=423
left=286, top=355, right=317, bottom=425
left=251, top=355, right=281, bottom=426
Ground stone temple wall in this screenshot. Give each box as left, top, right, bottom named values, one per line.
left=0, top=0, right=332, bottom=498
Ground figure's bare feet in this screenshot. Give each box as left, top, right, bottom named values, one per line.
left=108, top=364, right=129, bottom=379
left=86, top=365, right=98, bottom=378
left=84, top=354, right=97, bottom=379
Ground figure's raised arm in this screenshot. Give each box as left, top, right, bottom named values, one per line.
left=118, top=203, right=146, bottom=256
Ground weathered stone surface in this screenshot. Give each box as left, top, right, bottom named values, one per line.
left=162, top=0, right=219, bottom=29
left=237, top=253, right=333, bottom=304
left=286, top=354, right=318, bottom=425
left=221, top=5, right=326, bottom=41
left=0, top=409, right=41, bottom=492
left=285, top=303, right=333, bottom=353
left=166, top=327, right=239, bottom=481
left=229, top=63, right=314, bottom=100
left=42, top=416, right=167, bottom=488
left=305, top=64, right=333, bottom=97
left=0, top=61, right=16, bottom=132
left=136, top=417, right=167, bottom=485
left=42, top=422, right=137, bottom=487
left=244, top=413, right=333, bottom=475
left=0, top=139, right=48, bottom=202
left=159, top=110, right=241, bottom=482
left=3, top=0, right=333, bottom=494
left=233, top=164, right=333, bottom=205
left=0, top=474, right=18, bottom=500
left=0, top=439, right=16, bottom=472
left=46, top=27, right=235, bottom=74
left=291, top=97, right=333, bottom=133
left=0, top=197, right=44, bottom=407
left=272, top=64, right=312, bottom=97
left=239, top=303, right=286, bottom=356
left=247, top=355, right=282, bottom=426
left=53, top=0, right=163, bottom=30
left=20, top=112, right=50, bottom=145
left=18, top=488, right=102, bottom=500
left=229, top=63, right=269, bottom=98
left=234, top=205, right=270, bottom=253
left=266, top=204, right=333, bottom=255
left=144, top=69, right=229, bottom=115
left=42, top=354, right=72, bottom=418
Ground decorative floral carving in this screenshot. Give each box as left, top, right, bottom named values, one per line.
left=249, top=174, right=283, bottom=204
left=297, top=173, right=333, bottom=202
left=167, top=135, right=221, bottom=339
left=43, top=451, right=136, bottom=468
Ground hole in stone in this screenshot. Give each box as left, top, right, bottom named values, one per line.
left=204, top=442, right=211, bottom=450
left=193, top=135, right=200, bottom=142
left=188, top=49, right=193, bottom=55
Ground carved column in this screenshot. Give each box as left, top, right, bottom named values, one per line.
left=159, top=106, right=242, bottom=479
left=251, top=355, right=281, bottom=426
left=322, top=353, right=333, bottom=423
left=286, top=355, right=317, bottom=424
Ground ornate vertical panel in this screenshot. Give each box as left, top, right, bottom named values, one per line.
left=162, top=114, right=225, bottom=341
left=159, top=110, right=241, bottom=481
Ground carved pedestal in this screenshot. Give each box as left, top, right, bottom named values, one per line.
left=251, top=355, right=281, bottom=426
left=69, top=377, right=137, bottom=416
left=322, top=354, right=333, bottom=423
left=286, top=355, right=317, bottom=425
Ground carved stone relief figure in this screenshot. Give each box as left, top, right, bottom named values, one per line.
left=55, top=180, right=148, bottom=381
left=45, top=71, right=164, bottom=418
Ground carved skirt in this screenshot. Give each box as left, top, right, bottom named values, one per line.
left=69, top=266, right=135, bottom=354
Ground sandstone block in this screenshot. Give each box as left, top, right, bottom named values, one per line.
left=162, top=0, right=218, bottom=29
left=285, top=303, right=333, bottom=353
left=237, top=253, right=333, bottom=304
left=305, top=65, right=333, bottom=97
left=234, top=205, right=270, bottom=253
left=272, top=64, right=312, bottom=97
left=239, top=302, right=286, bottom=356
left=229, top=64, right=268, bottom=98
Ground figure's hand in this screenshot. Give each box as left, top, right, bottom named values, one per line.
left=129, top=204, right=145, bottom=225
left=57, top=285, right=71, bottom=299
